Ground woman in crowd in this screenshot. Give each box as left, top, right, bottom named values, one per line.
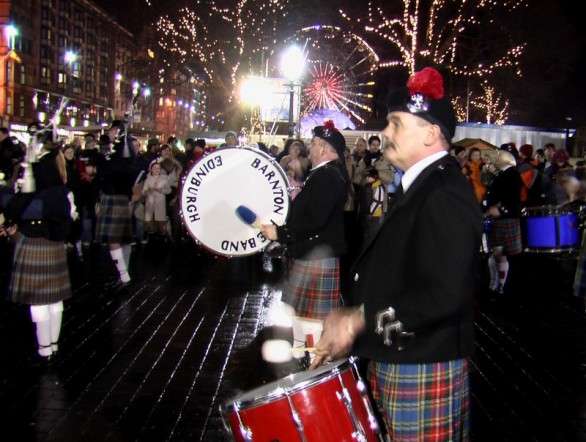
left=463, top=147, right=486, bottom=203
left=142, top=161, right=171, bottom=239
left=63, top=145, right=82, bottom=255
left=279, top=140, right=310, bottom=181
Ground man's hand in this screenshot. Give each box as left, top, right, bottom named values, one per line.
left=0, top=224, right=17, bottom=237
left=487, top=205, right=501, bottom=218
left=260, top=224, right=278, bottom=240
left=310, top=307, right=366, bottom=369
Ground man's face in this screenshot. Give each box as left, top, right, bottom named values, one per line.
left=226, top=135, right=236, bottom=146
left=309, top=137, right=325, bottom=165
left=381, top=112, right=428, bottom=170
left=85, top=139, right=96, bottom=150
left=545, top=147, right=555, bottom=161
left=368, top=139, right=381, bottom=152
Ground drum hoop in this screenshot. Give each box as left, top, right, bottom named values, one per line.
left=179, top=146, right=290, bottom=257
left=522, top=205, right=576, bottom=217
left=222, top=359, right=352, bottom=413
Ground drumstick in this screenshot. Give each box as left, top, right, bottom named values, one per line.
left=235, top=205, right=261, bottom=229
left=291, top=346, right=316, bottom=354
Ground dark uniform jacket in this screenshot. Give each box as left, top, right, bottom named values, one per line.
left=277, top=160, right=347, bottom=260
left=484, top=166, right=523, bottom=218
left=352, top=155, right=482, bottom=364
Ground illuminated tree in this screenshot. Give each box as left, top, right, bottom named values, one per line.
left=471, top=80, right=509, bottom=125
left=340, top=0, right=527, bottom=77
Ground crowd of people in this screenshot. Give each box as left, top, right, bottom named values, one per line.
left=1, top=64, right=585, bottom=441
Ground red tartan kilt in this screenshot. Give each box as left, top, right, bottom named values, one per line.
left=488, top=218, right=522, bottom=255
left=283, top=257, right=341, bottom=320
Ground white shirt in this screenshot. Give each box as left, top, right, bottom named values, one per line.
left=401, top=151, right=448, bottom=193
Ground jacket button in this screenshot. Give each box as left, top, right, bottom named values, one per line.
left=354, top=273, right=359, bottom=282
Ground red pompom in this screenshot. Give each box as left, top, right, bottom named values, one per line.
left=323, top=120, right=336, bottom=131
left=407, top=67, right=444, bottom=100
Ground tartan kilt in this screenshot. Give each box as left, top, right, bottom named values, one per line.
left=283, top=257, right=341, bottom=320
left=368, top=359, right=470, bottom=442
left=488, top=218, right=522, bottom=255
left=96, top=194, right=132, bottom=244
left=10, top=235, right=71, bottom=306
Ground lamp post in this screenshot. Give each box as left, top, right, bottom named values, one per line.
left=280, top=45, right=305, bottom=138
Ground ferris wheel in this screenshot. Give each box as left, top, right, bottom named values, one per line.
left=286, top=25, right=380, bottom=126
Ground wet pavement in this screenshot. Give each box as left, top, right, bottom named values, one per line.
left=1, top=240, right=586, bottom=441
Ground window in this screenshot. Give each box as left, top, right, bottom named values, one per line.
left=19, top=95, right=25, bottom=117
left=6, top=61, right=12, bottom=86
left=58, top=72, right=67, bottom=84
left=6, top=96, right=13, bottom=115
left=19, top=65, right=25, bottom=85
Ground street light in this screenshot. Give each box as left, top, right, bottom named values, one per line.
left=64, top=50, right=78, bottom=64
left=4, top=24, right=18, bottom=49
left=280, top=45, right=306, bottom=137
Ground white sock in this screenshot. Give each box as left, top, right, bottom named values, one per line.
left=49, top=302, right=63, bottom=352
left=110, top=248, right=131, bottom=283
left=498, top=259, right=509, bottom=290
left=122, top=244, right=132, bottom=268
left=75, top=241, right=82, bottom=256
left=30, top=305, right=52, bottom=356
left=488, top=255, right=499, bottom=290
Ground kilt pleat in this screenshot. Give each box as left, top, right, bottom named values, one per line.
left=369, top=359, right=469, bottom=442
left=488, top=218, right=522, bottom=255
left=283, top=257, right=341, bottom=320
left=10, top=235, right=71, bottom=305
left=96, top=194, right=132, bottom=244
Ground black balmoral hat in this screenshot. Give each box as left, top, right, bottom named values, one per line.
left=386, top=67, right=456, bottom=141
left=313, top=120, right=346, bottom=159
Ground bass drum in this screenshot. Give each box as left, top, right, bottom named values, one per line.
left=180, top=147, right=290, bottom=257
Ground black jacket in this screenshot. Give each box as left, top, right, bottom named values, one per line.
left=484, top=166, right=523, bottom=218
left=352, top=155, right=482, bottom=363
left=277, top=160, right=347, bottom=259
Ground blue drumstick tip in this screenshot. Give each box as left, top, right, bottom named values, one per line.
left=236, top=205, right=257, bottom=225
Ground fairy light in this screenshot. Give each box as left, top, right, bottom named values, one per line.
left=341, top=0, right=527, bottom=77
left=471, top=81, right=509, bottom=125
left=156, top=0, right=290, bottom=102
left=451, top=96, right=467, bottom=123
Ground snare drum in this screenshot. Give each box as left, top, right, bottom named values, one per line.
left=180, top=147, right=290, bottom=257
left=222, top=358, right=381, bottom=442
left=522, top=206, right=580, bottom=253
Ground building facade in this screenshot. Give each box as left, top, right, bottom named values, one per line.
left=0, top=0, right=139, bottom=140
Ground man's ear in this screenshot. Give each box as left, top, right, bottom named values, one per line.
left=423, top=124, right=442, bottom=147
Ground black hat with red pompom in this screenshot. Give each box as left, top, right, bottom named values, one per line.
left=386, top=67, right=456, bottom=141
left=313, top=120, right=347, bottom=159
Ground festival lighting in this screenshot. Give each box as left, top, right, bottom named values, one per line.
left=142, top=87, right=152, bottom=98
left=155, top=0, right=290, bottom=100
left=471, top=81, right=509, bottom=125
left=451, top=97, right=468, bottom=123
left=340, top=0, right=527, bottom=77
left=286, top=25, right=378, bottom=125
left=280, top=45, right=305, bottom=82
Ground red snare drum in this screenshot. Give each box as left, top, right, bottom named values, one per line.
left=222, top=358, right=381, bottom=442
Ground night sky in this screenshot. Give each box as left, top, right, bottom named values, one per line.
left=95, top=0, right=586, bottom=129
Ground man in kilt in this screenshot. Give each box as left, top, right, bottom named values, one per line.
left=1, top=136, right=73, bottom=361
left=96, top=121, right=139, bottom=284
left=311, top=67, right=482, bottom=441
left=261, top=121, right=348, bottom=321
left=484, top=150, right=523, bottom=294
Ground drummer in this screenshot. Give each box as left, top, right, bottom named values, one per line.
left=260, top=121, right=348, bottom=320
left=484, top=150, right=523, bottom=294
left=310, top=68, right=481, bottom=441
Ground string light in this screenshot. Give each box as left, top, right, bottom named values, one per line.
left=340, top=0, right=527, bottom=77
left=451, top=96, right=468, bottom=123
left=471, top=80, right=510, bottom=125
left=155, top=0, right=290, bottom=102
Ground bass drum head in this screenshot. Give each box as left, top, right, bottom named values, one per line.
left=180, top=147, right=290, bottom=257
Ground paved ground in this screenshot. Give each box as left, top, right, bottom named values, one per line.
left=1, top=240, right=586, bottom=441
